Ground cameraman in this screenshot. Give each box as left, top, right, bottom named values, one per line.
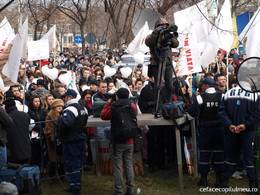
left=145, top=18, right=179, bottom=105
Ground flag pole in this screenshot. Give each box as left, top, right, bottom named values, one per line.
left=226, top=52, right=229, bottom=90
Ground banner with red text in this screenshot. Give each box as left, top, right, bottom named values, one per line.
left=174, top=34, right=202, bottom=76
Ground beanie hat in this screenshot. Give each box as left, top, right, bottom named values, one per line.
left=64, top=89, right=77, bottom=98
left=116, top=88, right=129, bottom=99
left=51, top=99, right=64, bottom=109
left=37, top=79, right=45, bottom=86
left=202, top=77, right=216, bottom=87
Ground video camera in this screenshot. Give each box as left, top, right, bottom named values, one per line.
left=157, top=24, right=178, bottom=49
left=104, top=92, right=138, bottom=103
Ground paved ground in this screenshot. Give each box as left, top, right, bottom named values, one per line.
left=42, top=168, right=249, bottom=195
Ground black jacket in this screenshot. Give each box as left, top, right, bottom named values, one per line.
left=28, top=108, right=47, bottom=133
left=145, top=26, right=179, bottom=65
left=6, top=106, right=31, bottom=162
left=138, top=81, right=155, bottom=113
left=0, top=107, right=13, bottom=146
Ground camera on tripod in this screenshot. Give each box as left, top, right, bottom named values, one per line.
left=157, top=24, right=178, bottom=48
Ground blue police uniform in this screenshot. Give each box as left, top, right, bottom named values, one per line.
left=219, top=86, right=260, bottom=188
left=189, top=87, right=224, bottom=186
left=58, top=98, right=88, bottom=192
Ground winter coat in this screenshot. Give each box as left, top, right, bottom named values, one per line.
left=6, top=106, right=31, bottom=162
left=0, top=107, right=13, bottom=146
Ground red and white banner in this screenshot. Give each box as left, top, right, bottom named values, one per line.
left=175, top=34, right=202, bottom=76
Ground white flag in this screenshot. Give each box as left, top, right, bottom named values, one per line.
left=211, top=0, right=234, bottom=51
left=41, top=25, right=57, bottom=51
left=174, top=1, right=208, bottom=75
left=200, top=0, right=234, bottom=67
left=0, top=17, right=15, bottom=48
left=239, top=8, right=260, bottom=57
left=2, top=18, right=28, bottom=83
left=127, top=21, right=152, bottom=55
left=174, top=0, right=210, bottom=45
left=27, top=39, right=50, bottom=61
left=0, top=17, right=15, bottom=86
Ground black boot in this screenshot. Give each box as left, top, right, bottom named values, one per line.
left=197, top=174, right=208, bottom=187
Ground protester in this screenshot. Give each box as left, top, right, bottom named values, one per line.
left=92, top=80, right=108, bottom=117
left=28, top=95, right=47, bottom=166
left=8, top=85, right=28, bottom=112
left=32, top=79, right=50, bottom=101
left=44, top=99, right=64, bottom=177
left=4, top=98, right=31, bottom=164
left=214, top=73, right=227, bottom=93
left=101, top=88, right=136, bottom=195
left=0, top=101, right=13, bottom=164
left=43, top=93, right=54, bottom=113
left=58, top=89, right=88, bottom=192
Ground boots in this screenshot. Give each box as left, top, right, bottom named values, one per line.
left=197, top=174, right=208, bottom=187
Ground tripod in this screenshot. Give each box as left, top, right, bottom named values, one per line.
left=153, top=49, right=184, bottom=118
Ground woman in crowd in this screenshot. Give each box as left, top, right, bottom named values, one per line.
left=43, top=94, right=54, bottom=113
left=28, top=95, right=47, bottom=168
left=44, top=99, right=64, bottom=177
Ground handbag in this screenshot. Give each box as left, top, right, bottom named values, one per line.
left=162, top=101, right=185, bottom=120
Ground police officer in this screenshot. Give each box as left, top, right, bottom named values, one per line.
left=145, top=18, right=179, bottom=113
left=219, top=84, right=260, bottom=192
left=189, top=78, right=224, bottom=187
left=58, top=89, right=88, bottom=192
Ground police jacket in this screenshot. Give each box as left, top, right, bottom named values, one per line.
left=219, top=86, right=260, bottom=130
left=189, top=87, right=223, bottom=127
left=58, top=99, right=88, bottom=142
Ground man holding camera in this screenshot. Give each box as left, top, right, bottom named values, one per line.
left=145, top=18, right=179, bottom=115
left=101, top=88, right=137, bottom=195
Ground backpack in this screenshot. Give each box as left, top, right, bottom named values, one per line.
left=113, top=103, right=138, bottom=143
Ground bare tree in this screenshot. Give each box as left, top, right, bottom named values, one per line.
left=27, top=0, right=62, bottom=40
left=104, top=0, right=138, bottom=48
left=58, top=0, right=91, bottom=53
left=0, top=0, right=15, bottom=12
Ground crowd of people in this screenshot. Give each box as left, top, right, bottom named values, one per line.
left=0, top=18, right=259, bottom=195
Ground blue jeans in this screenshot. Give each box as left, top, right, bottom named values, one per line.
left=63, top=139, right=85, bottom=189
left=0, top=146, right=7, bottom=165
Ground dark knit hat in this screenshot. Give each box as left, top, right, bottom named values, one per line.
left=202, top=77, right=215, bottom=87
left=116, top=88, right=129, bottom=99
left=64, top=89, right=77, bottom=98
left=37, top=79, right=45, bottom=86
